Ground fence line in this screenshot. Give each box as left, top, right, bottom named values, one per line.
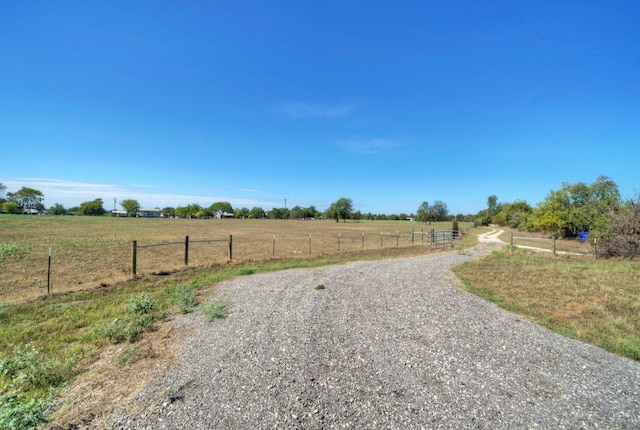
left=509, top=233, right=596, bottom=257
left=133, top=235, right=232, bottom=276
left=3, top=228, right=463, bottom=300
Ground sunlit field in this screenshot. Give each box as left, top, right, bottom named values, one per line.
left=0, top=215, right=466, bottom=301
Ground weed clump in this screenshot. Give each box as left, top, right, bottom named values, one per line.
left=0, top=345, right=80, bottom=429
left=170, top=285, right=197, bottom=313
left=202, top=295, right=229, bottom=323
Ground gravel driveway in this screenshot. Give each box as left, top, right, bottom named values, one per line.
left=106, top=246, right=640, bottom=429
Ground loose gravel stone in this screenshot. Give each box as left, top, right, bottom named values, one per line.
left=106, top=247, right=640, bottom=429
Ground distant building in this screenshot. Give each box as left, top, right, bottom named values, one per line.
left=137, top=208, right=161, bottom=218
left=215, top=210, right=235, bottom=219
left=112, top=210, right=128, bottom=217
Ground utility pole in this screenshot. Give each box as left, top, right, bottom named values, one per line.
left=113, top=198, right=117, bottom=212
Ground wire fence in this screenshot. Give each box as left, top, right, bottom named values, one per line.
left=1, top=228, right=463, bottom=301
left=508, top=233, right=598, bottom=257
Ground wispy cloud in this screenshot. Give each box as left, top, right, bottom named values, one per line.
left=0, top=177, right=279, bottom=210
left=337, top=137, right=402, bottom=154
left=276, top=101, right=354, bottom=118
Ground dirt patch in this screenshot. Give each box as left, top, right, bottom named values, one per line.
left=552, top=296, right=604, bottom=320
left=46, top=318, right=189, bottom=430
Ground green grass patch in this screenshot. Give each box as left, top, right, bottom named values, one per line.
left=452, top=250, right=640, bottom=360
left=201, top=295, right=229, bottom=323
left=314, top=284, right=325, bottom=290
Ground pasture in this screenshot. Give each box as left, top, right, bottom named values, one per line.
left=0, top=215, right=465, bottom=302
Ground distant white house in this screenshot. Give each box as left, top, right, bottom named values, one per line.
left=214, top=210, right=235, bottom=219
left=137, top=208, right=161, bottom=218
left=112, top=210, right=128, bottom=217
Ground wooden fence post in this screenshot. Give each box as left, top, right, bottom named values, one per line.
left=510, top=233, right=514, bottom=252
left=338, top=233, right=341, bottom=251
left=362, top=232, right=365, bottom=250
left=396, top=231, right=399, bottom=247
left=132, top=240, right=137, bottom=277
left=185, top=235, right=189, bottom=266
left=272, top=234, right=276, bottom=256
left=309, top=234, right=312, bottom=254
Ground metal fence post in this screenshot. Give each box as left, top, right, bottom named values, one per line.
left=185, top=235, right=189, bottom=266
left=47, top=248, right=52, bottom=295
left=229, top=235, right=233, bottom=260
left=132, top=240, right=137, bottom=277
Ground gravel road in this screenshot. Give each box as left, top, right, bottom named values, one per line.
left=106, top=246, right=640, bottom=429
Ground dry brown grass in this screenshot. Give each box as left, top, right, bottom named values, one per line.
left=1, top=215, right=465, bottom=302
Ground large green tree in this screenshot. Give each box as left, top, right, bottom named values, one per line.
left=248, top=206, right=265, bottom=219
left=416, top=201, right=430, bottom=223
left=120, top=199, right=140, bottom=217
left=7, top=187, right=45, bottom=213
left=528, top=176, right=621, bottom=237
left=326, top=197, right=354, bottom=222
left=209, top=201, right=234, bottom=216
left=79, top=198, right=106, bottom=216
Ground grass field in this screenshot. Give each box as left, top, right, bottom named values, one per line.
left=453, top=245, right=640, bottom=361
left=0, top=215, right=464, bottom=302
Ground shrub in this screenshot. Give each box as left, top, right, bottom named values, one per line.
left=599, top=195, right=640, bottom=259
left=125, top=293, right=155, bottom=314
left=170, top=285, right=197, bottom=313
left=201, top=296, right=228, bottom=323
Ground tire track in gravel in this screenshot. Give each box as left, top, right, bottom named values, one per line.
left=106, top=247, right=640, bottom=429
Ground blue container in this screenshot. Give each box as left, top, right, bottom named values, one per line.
left=578, top=231, right=589, bottom=243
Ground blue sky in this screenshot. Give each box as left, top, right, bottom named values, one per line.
left=1, top=1, right=638, bottom=215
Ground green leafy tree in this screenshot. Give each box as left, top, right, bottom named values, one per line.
left=161, top=207, right=175, bottom=217
left=248, top=207, right=265, bottom=219
left=416, top=202, right=430, bottom=223
left=429, top=200, right=449, bottom=222
left=120, top=199, right=140, bottom=217
left=48, top=203, right=67, bottom=215
left=79, top=198, right=106, bottom=216
left=7, top=187, right=45, bottom=213
left=528, top=176, right=621, bottom=237
left=209, top=201, right=234, bottom=216
left=234, top=207, right=249, bottom=219
left=2, top=201, right=20, bottom=214
left=0, top=182, right=6, bottom=203
left=268, top=207, right=288, bottom=219
left=326, top=197, right=354, bottom=222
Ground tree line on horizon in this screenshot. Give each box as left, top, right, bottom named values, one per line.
left=1, top=177, right=638, bottom=258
